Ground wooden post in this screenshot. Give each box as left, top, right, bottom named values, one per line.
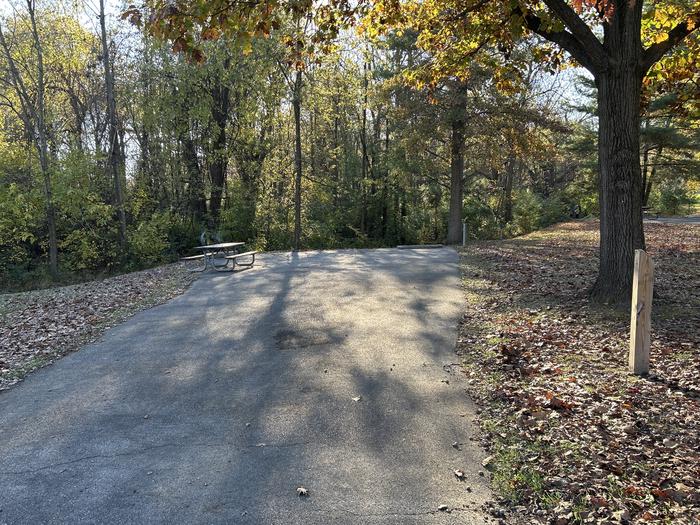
left=629, top=250, right=653, bottom=375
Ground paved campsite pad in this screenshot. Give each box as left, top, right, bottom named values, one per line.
left=0, top=249, right=491, bottom=524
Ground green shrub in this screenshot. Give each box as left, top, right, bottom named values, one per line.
left=128, top=212, right=171, bottom=268
left=653, top=179, right=694, bottom=215
left=56, top=197, right=118, bottom=273
left=0, top=182, right=40, bottom=274
left=540, top=194, right=569, bottom=226
left=60, top=229, right=110, bottom=272
left=167, top=218, right=201, bottom=257
left=511, top=189, right=543, bottom=236
left=463, top=194, right=500, bottom=239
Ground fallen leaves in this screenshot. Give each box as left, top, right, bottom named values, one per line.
left=544, top=390, right=574, bottom=411
left=458, top=220, right=700, bottom=525
left=0, top=263, right=197, bottom=391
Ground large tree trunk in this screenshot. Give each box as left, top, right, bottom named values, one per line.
left=181, top=132, right=207, bottom=221
left=520, top=0, right=675, bottom=304
left=235, top=123, right=269, bottom=241
left=292, top=70, right=303, bottom=251
left=99, top=0, right=127, bottom=249
left=208, top=74, right=230, bottom=225
left=446, top=116, right=465, bottom=244
left=590, top=69, right=645, bottom=302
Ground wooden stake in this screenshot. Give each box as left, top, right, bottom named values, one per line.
left=629, top=250, right=654, bottom=375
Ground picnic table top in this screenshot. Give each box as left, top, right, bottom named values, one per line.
left=193, top=242, right=245, bottom=251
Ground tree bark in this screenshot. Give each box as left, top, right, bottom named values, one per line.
left=332, top=105, right=340, bottom=207
left=181, top=132, right=207, bottom=221
left=590, top=70, right=645, bottom=302
left=99, top=0, right=127, bottom=249
left=359, top=61, right=369, bottom=235
left=641, top=145, right=650, bottom=207
left=235, top=122, right=269, bottom=241
left=502, top=155, right=516, bottom=225
left=382, top=115, right=390, bottom=240
left=292, top=69, right=303, bottom=251
left=518, top=1, right=700, bottom=303
left=208, top=70, right=230, bottom=225
left=446, top=116, right=465, bottom=244
left=643, top=154, right=658, bottom=207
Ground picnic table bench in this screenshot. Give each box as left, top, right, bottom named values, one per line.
left=181, top=241, right=257, bottom=272
left=643, top=206, right=659, bottom=219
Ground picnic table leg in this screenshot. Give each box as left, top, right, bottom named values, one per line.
left=234, top=253, right=256, bottom=268
left=189, top=256, right=208, bottom=273
left=212, top=251, right=234, bottom=272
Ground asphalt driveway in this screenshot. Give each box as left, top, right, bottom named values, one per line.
left=0, top=248, right=491, bottom=524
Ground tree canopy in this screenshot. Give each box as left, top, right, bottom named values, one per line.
left=0, top=0, right=697, bottom=299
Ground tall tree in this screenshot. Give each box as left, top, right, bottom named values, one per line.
left=446, top=83, right=467, bottom=245
left=99, top=0, right=127, bottom=248
left=0, top=1, right=58, bottom=275
left=206, top=55, right=230, bottom=224
left=292, top=68, right=303, bottom=249
left=367, top=0, right=700, bottom=302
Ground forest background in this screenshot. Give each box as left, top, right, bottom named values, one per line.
left=0, top=0, right=697, bottom=290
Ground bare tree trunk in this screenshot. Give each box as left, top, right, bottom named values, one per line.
left=207, top=68, right=230, bottom=225
left=502, top=155, right=516, bottom=224
left=590, top=69, right=645, bottom=302
left=359, top=61, right=368, bottom=235
left=30, top=4, right=58, bottom=276
left=99, top=0, right=127, bottom=249
left=292, top=69, right=303, bottom=251
left=382, top=116, right=390, bottom=240
left=67, top=93, right=86, bottom=153
left=446, top=117, right=465, bottom=244
left=332, top=105, right=340, bottom=207
left=181, top=133, right=207, bottom=221
left=643, top=147, right=661, bottom=207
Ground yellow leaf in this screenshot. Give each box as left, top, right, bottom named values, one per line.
left=654, top=32, right=669, bottom=44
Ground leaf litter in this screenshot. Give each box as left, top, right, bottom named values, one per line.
left=458, top=220, right=699, bottom=525
left=0, top=262, right=197, bottom=391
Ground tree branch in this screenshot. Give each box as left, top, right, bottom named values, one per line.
left=641, top=12, right=700, bottom=73
left=542, top=0, right=606, bottom=66
left=518, top=9, right=602, bottom=75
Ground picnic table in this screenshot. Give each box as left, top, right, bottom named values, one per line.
left=182, top=242, right=257, bottom=272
